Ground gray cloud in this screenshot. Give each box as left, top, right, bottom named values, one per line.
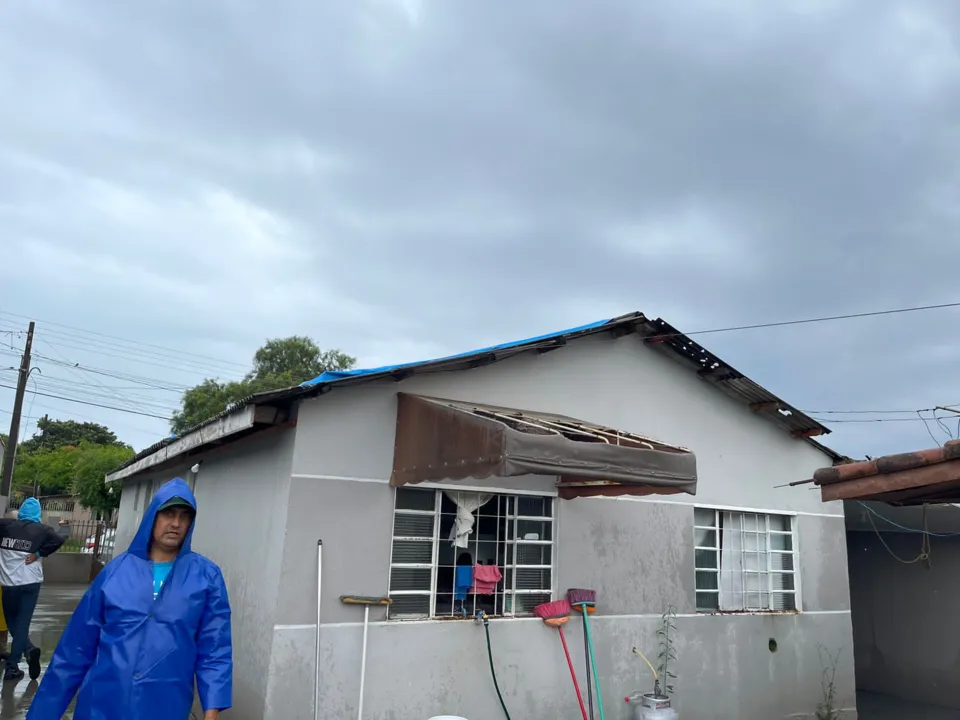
left=2, top=0, right=960, bottom=458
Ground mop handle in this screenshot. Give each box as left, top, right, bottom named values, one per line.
left=581, top=606, right=605, bottom=720
left=558, top=626, right=590, bottom=720
left=582, top=619, right=595, bottom=720
left=358, top=605, right=369, bottom=720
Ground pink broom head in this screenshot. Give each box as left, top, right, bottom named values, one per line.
left=567, top=588, right=597, bottom=609
left=534, top=599, right=573, bottom=627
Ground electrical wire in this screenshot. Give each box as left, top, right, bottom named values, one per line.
left=862, top=502, right=932, bottom=566
left=0, top=382, right=172, bottom=420
left=0, top=310, right=249, bottom=372
left=679, top=300, right=960, bottom=339
left=857, top=501, right=960, bottom=538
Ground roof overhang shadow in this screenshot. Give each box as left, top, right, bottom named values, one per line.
left=390, top=393, right=698, bottom=499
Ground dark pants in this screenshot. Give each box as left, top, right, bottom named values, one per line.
left=1, top=584, right=39, bottom=672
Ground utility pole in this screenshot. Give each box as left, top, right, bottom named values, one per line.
left=1, top=321, right=35, bottom=505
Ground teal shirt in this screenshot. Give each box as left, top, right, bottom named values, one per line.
left=153, top=561, right=174, bottom=600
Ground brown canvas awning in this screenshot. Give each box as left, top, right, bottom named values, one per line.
left=390, top=393, right=698, bottom=499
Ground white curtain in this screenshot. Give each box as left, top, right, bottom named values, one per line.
left=719, top=512, right=744, bottom=611
left=444, top=491, right=493, bottom=548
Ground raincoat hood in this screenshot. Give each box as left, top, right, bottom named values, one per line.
left=129, top=478, right=197, bottom=560
left=18, top=497, right=41, bottom=523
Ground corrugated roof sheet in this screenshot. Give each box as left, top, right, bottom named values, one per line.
left=113, top=311, right=842, bottom=475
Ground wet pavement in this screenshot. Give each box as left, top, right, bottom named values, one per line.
left=2, top=584, right=85, bottom=719
left=857, top=691, right=959, bottom=719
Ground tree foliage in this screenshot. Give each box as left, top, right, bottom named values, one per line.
left=71, top=442, right=134, bottom=515
left=12, top=440, right=133, bottom=513
left=170, top=336, right=355, bottom=435
left=20, top=418, right=118, bottom=455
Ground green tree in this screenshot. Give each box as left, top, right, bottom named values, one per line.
left=20, top=418, right=119, bottom=454
left=13, top=445, right=77, bottom=495
left=71, top=441, right=134, bottom=515
left=170, top=336, right=355, bottom=435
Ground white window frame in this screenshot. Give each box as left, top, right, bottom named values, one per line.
left=694, top=507, right=800, bottom=613
left=387, top=487, right=556, bottom=620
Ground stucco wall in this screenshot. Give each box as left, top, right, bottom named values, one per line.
left=262, top=332, right=854, bottom=719
left=848, top=529, right=960, bottom=709
left=115, top=429, right=296, bottom=718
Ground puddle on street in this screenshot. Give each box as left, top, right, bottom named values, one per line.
left=1, top=584, right=85, bottom=719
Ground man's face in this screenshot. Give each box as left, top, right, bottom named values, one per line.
left=152, top=506, right=193, bottom=553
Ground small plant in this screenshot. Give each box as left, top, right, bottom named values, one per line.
left=815, top=644, right=842, bottom=720
left=656, top=604, right=678, bottom=696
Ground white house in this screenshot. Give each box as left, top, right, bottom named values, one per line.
left=107, top=312, right=856, bottom=720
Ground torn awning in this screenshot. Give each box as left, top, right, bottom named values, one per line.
left=390, top=393, right=698, bottom=499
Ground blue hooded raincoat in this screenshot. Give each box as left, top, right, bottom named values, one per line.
left=27, top=478, right=232, bottom=720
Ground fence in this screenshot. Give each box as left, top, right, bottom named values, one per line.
left=55, top=519, right=118, bottom=564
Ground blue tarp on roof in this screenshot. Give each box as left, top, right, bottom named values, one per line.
left=301, top=317, right=615, bottom=387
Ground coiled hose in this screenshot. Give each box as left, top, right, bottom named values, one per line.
left=481, top=613, right=512, bottom=720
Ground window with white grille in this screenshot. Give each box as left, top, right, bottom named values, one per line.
left=694, top=508, right=798, bottom=613
left=389, top=487, right=554, bottom=619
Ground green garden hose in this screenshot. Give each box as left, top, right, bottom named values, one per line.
left=480, top=613, right=512, bottom=720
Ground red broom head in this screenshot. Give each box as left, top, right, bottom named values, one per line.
left=534, top=599, right=573, bottom=627
left=567, top=588, right=597, bottom=608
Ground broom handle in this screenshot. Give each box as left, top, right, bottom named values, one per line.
left=581, top=614, right=594, bottom=720
left=557, top=627, right=589, bottom=720
left=581, top=607, right=605, bottom=720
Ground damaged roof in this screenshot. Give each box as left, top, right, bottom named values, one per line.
left=813, top=440, right=960, bottom=505
left=110, top=311, right=842, bottom=478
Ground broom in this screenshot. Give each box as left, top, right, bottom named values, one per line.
left=568, top=589, right=604, bottom=720
left=534, top=600, right=589, bottom=720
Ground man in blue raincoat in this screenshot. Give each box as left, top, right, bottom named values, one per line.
left=27, top=478, right=232, bottom=720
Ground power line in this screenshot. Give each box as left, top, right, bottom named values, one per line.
left=0, top=382, right=172, bottom=421
left=0, top=310, right=249, bottom=372
left=681, top=300, right=960, bottom=339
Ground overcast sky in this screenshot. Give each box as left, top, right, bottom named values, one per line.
left=2, top=0, right=959, bottom=460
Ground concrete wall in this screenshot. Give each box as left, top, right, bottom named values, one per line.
left=262, top=332, right=855, bottom=720
left=42, top=552, right=94, bottom=584
left=848, top=529, right=960, bottom=709
left=115, top=429, right=296, bottom=719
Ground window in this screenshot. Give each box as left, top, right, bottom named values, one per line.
left=388, top=487, right=554, bottom=619
left=694, top=508, right=797, bottom=613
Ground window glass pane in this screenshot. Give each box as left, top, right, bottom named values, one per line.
left=696, top=571, right=718, bottom=590
left=768, top=515, right=791, bottom=532
left=394, top=514, right=435, bottom=538
left=742, top=514, right=758, bottom=531
left=695, top=549, right=718, bottom=569
left=517, top=544, right=551, bottom=566
left=512, top=592, right=551, bottom=614
left=516, top=568, right=551, bottom=590
left=390, top=567, right=432, bottom=592
left=694, top=508, right=716, bottom=527
left=772, top=592, right=796, bottom=611
left=696, top=592, right=719, bottom=611
left=516, top=496, right=550, bottom=517
left=770, top=533, right=793, bottom=551
left=694, top=528, right=717, bottom=547
left=388, top=594, right=430, bottom=617
left=770, top=553, right=794, bottom=571
left=391, top=540, right=432, bottom=564
left=517, top=520, right=551, bottom=541
left=395, top=488, right=435, bottom=511
left=771, top=573, right=795, bottom=591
